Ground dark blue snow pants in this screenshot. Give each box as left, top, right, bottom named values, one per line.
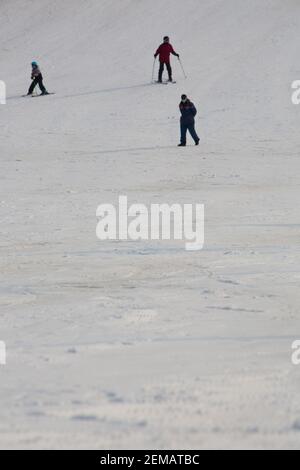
left=28, top=75, right=46, bottom=95
left=180, top=120, right=199, bottom=145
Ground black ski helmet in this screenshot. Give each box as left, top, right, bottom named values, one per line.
left=181, top=94, right=187, bottom=101
left=163, top=36, right=169, bottom=42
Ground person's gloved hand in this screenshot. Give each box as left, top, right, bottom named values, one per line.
left=154, top=54, right=157, bottom=58
left=177, top=54, right=180, bottom=58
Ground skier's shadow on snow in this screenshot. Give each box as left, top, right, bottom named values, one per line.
left=74, top=145, right=178, bottom=155
left=101, top=145, right=178, bottom=154
left=61, top=83, right=153, bottom=99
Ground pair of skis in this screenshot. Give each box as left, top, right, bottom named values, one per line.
left=153, top=80, right=176, bottom=85
left=22, top=92, right=55, bottom=97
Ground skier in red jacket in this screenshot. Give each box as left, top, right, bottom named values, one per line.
left=154, top=36, right=179, bottom=83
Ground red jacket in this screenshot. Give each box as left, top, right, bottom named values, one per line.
left=155, top=43, right=178, bottom=63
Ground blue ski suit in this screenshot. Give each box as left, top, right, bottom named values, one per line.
left=179, top=99, right=199, bottom=144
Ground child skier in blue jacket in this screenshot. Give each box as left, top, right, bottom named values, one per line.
left=27, top=61, right=48, bottom=96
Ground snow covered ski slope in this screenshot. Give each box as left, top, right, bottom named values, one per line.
left=1, top=0, right=300, bottom=449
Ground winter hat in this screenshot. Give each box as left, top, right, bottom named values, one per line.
left=163, top=36, right=169, bottom=41
left=181, top=94, right=187, bottom=101
left=31, top=61, right=38, bottom=67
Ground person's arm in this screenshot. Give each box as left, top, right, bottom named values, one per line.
left=191, top=104, right=197, bottom=117
left=170, top=45, right=179, bottom=57
left=154, top=45, right=161, bottom=58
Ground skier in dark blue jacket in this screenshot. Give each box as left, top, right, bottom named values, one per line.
left=178, top=94, right=199, bottom=146
left=27, top=61, right=48, bottom=95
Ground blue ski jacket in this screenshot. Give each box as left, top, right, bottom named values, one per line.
left=179, top=100, right=197, bottom=124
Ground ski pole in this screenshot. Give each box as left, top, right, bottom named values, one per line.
left=178, top=57, right=187, bottom=79
left=151, top=57, right=156, bottom=82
